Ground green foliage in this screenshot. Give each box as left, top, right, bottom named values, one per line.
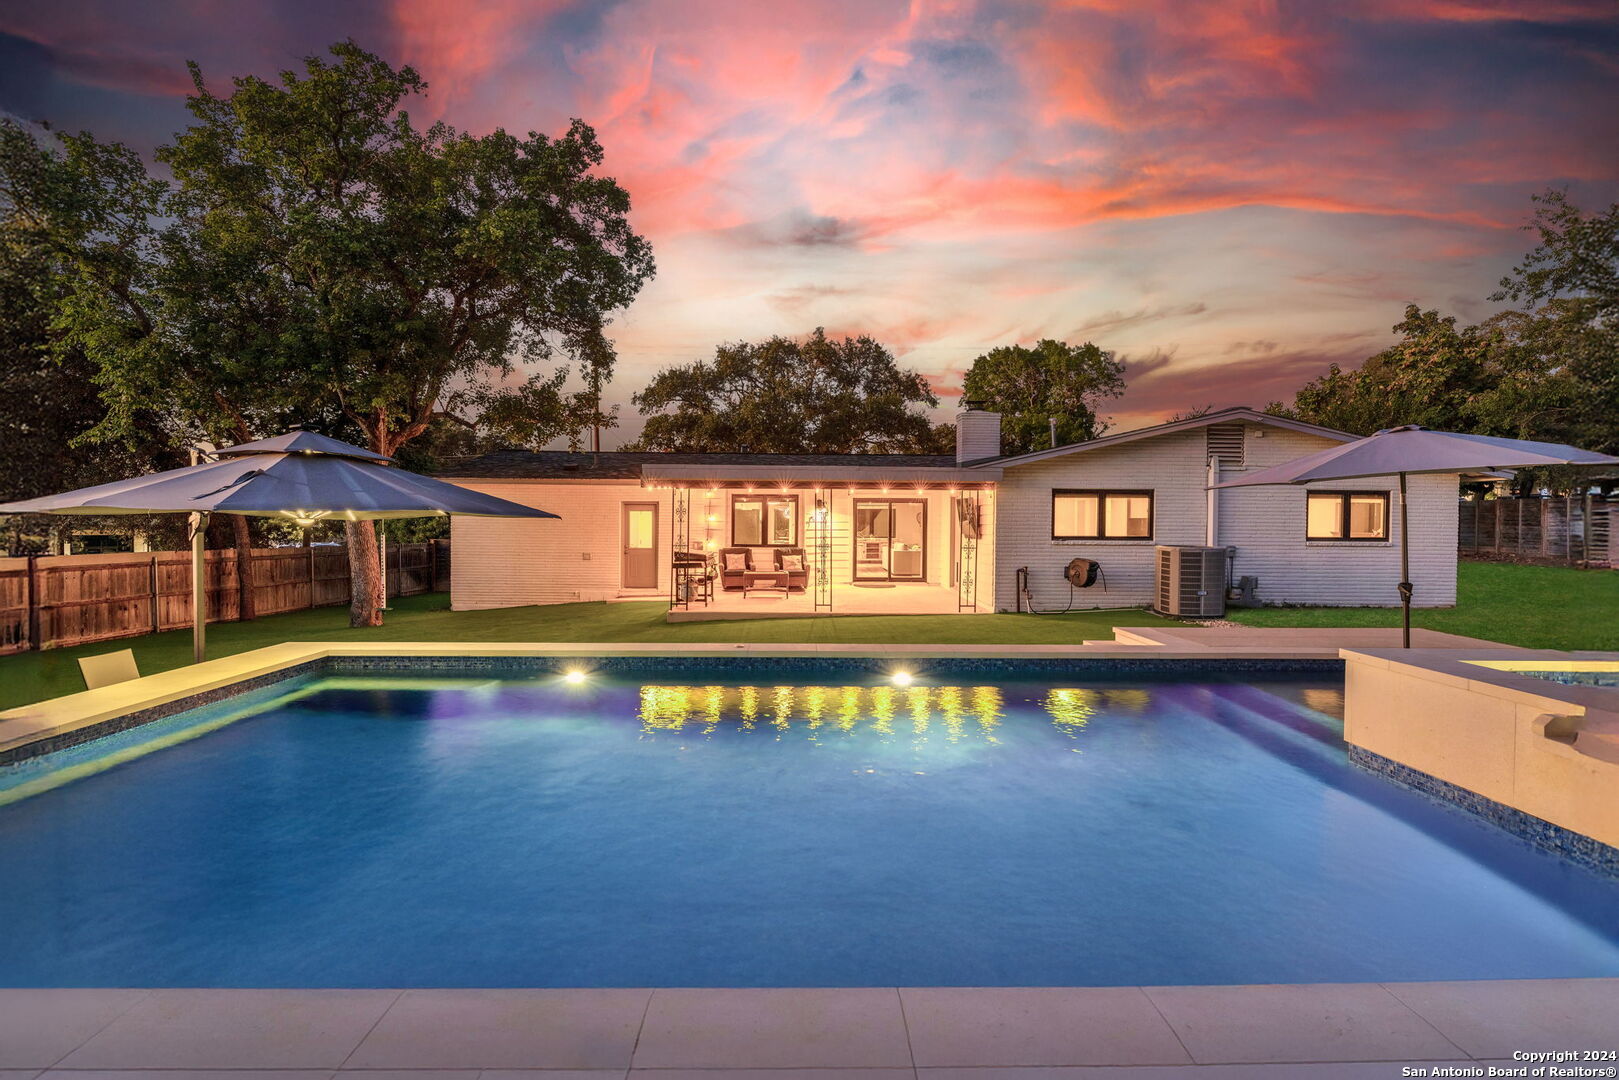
left=151, top=41, right=654, bottom=457
left=960, top=339, right=1124, bottom=455
left=1267, top=305, right=1521, bottom=436
left=1490, top=189, right=1618, bottom=457
left=0, top=119, right=184, bottom=551
left=630, top=328, right=950, bottom=453
left=4, top=42, right=652, bottom=461
left=1269, top=190, right=1619, bottom=490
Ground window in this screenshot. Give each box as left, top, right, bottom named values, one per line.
left=732, top=494, right=798, bottom=546
left=1306, top=491, right=1389, bottom=541
left=1052, top=490, right=1153, bottom=540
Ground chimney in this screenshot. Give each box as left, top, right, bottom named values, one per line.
left=955, top=401, right=1002, bottom=463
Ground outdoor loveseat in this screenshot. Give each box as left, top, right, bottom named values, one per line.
left=716, top=546, right=810, bottom=592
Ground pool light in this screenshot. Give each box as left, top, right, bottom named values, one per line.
left=564, top=669, right=588, bottom=685
left=890, top=670, right=914, bottom=687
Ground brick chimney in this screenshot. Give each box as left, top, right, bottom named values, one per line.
left=955, top=402, right=1002, bottom=463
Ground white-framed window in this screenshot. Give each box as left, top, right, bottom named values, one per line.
left=1306, top=491, right=1389, bottom=541
left=732, top=494, right=798, bottom=546
left=1052, top=490, right=1153, bottom=540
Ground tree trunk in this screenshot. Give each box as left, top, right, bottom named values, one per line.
left=232, top=515, right=257, bottom=621
left=345, top=520, right=385, bottom=627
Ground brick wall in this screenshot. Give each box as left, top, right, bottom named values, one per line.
left=994, top=423, right=1458, bottom=611
left=449, top=480, right=671, bottom=609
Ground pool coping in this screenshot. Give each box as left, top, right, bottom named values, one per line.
left=3, top=979, right=1615, bottom=1071
left=0, top=638, right=1366, bottom=763
left=1340, top=646, right=1619, bottom=716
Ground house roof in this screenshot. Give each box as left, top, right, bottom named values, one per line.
left=437, top=449, right=960, bottom=481
left=640, top=463, right=999, bottom=487
left=973, top=406, right=1358, bottom=469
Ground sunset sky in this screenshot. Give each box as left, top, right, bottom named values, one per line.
left=3, top=0, right=1617, bottom=442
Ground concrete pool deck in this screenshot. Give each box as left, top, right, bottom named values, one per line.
left=2, top=980, right=1615, bottom=1075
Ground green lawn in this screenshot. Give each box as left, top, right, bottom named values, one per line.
left=2, top=560, right=1610, bottom=712
left=0, top=596, right=1175, bottom=712
left=1229, top=560, right=1618, bottom=652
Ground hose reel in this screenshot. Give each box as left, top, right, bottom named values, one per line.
left=1016, top=558, right=1107, bottom=614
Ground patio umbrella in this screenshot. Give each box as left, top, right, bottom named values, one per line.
left=1214, top=425, right=1619, bottom=647
left=0, top=430, right=557, bottom=663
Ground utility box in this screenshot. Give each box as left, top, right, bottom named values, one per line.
left=1155, top=545, right=1227, bottom=617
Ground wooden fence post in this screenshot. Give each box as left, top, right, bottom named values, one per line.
left=1565, top=495, right=1573, bottom=562
left=24, top=554, right=38, bottom=651
left=149, top=554, right=160, bottom=634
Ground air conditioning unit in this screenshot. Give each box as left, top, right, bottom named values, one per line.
left=1155, top=545, right=1227, bottom=617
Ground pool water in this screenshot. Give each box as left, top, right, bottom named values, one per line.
left=3, top=668, right=1618, bottom=988
left=1508, top=668, right=1619, bottom=688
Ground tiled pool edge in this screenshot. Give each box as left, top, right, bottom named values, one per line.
left=326, top=653, right=1342, bottom=676
left=0, top=659, right=326, bottom=766
left=1349, top=744, right=1619, bottom=879
left=0, top=647, right=1341, bottom=766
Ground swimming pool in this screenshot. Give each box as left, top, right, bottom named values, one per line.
left=3, top=662, right=1618, bottom=988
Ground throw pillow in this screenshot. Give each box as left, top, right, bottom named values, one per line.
left=724, top=552, right=749, bottom=572
left=781, top=555, right=804, bottom=572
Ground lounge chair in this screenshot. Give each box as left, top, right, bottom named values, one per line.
left=78, top=648, right=140, bottom=690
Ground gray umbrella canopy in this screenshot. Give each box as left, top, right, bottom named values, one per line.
left=1214, top=425, right=1619, bottom=646
left=0, top=434, right=557, bottom=524
left=1214, top=426, right=1618, bottom=487
left=0, top=432, right=558, bottom=663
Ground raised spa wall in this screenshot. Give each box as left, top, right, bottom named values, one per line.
left=1342, top=648, right=1619, bottom=870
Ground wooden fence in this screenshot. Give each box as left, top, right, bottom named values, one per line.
left=1458, top=497, right=1612, bottom=568
left=0, top=540, right=450, bottom=654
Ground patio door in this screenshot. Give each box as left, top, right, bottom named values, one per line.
left=853, top=499, right=926, bottom=581
left=622, top=502, right=658, bottom=589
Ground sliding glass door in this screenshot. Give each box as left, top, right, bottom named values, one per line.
left=853, top=499, right=926, bottom=581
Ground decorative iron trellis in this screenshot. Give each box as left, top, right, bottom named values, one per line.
left=957, top=491, right=980, bottom=612
left=669, top=485, right=691, bottom=611
left=813, top=489, right=833, bottom=611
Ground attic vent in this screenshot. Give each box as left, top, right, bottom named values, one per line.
left=1206, top=423, right=1245, bottom=467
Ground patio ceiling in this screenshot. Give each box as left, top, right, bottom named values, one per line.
left=639, top=464, right=1000, bottom=489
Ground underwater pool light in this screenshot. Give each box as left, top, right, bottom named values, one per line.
left=890, top=670, right=914, bottom=687
left=564, top=670, right=588, bottom=685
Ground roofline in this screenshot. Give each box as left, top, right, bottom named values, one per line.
left=640, top=463, right=1000, bottom=484
left=975, top=407, right=1358, bottom=469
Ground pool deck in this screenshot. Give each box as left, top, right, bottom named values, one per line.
left=3, top=980, right=1615, bottom=1075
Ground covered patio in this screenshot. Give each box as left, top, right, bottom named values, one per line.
left=641, top=463, right=998, bottom=620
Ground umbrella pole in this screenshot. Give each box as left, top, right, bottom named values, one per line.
left=1398, top=472, right=1412, bottom=648
left=191, top=511, right=209, bottom=663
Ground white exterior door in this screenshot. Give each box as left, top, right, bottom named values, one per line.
left=622, top=503, right=658, bottom=589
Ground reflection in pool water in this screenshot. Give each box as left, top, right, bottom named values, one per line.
left=634, top=683, right=1181, bottom=746
left=636, top=683, right=1009, bottom=743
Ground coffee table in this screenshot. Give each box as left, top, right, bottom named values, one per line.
left=741, top=570, right=789, bottom=598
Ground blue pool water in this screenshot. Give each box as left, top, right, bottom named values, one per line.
left=1507, top=668, right=1619, bottom=688
left=3, top=667, right=1618, bottom=988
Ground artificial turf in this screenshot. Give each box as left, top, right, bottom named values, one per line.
left=1, top=559, right=1610, bottom=711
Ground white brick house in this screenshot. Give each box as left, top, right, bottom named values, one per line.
left=441, top=407, right=1458, bottom=618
